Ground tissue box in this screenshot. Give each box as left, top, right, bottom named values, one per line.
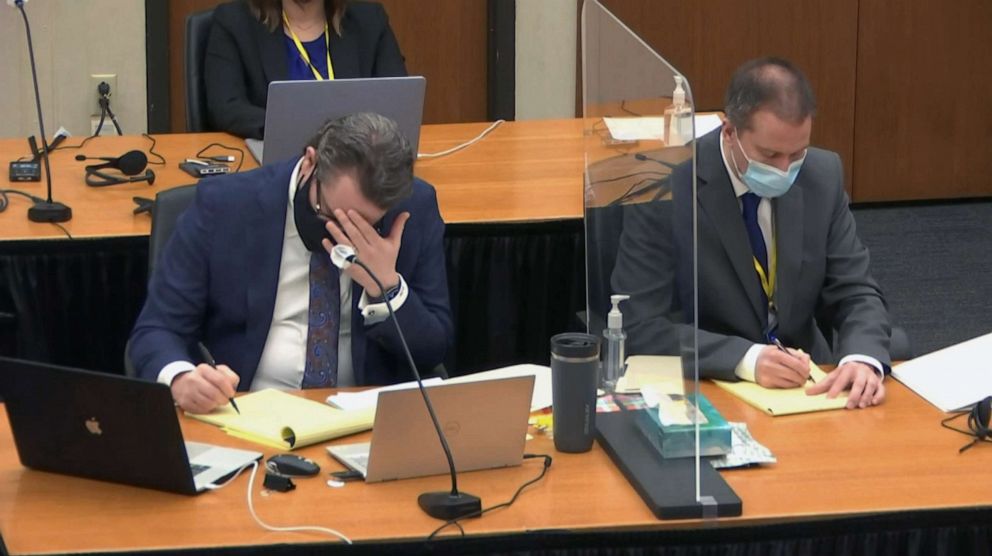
left=635, top=393, right=732, bottom=459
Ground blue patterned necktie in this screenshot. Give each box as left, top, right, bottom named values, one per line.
left=741, top=192, right=769, bottom=307
left=302, top=251, right=340, bottom=388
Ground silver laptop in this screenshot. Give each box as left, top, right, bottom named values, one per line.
left=328, top=376, right=534, bottom=483
left=247, top=76, right=426, bottom=165
left=0, top=357, right=262, bottom=495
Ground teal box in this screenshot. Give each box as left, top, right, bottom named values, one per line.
left=635, top=394, right=732, bottom=459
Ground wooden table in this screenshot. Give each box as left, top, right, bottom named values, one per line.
left=1, top=379, right=988, bottom=554
left=0, top=120, right=606, bottom=242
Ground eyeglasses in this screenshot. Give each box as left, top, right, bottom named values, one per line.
left=307, top=174, right=337, bottom=223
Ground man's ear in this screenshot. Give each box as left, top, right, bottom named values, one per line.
left=300, top=146, right=318, bottom=179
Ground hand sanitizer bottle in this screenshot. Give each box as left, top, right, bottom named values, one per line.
left=665, top=75, right=692, bottom=146
left=602, top=294, right=630, bottom=393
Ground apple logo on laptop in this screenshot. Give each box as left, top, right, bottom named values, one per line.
left=85, top=417, right=103, bottom=435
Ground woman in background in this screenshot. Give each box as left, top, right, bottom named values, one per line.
left=205, top=0, right=407, bottom=139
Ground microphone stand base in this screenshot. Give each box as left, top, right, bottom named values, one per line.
left=28, top=201, right=72, bottom=223
left=418, top=491, right=482, bottom=521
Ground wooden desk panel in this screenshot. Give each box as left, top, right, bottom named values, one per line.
left=1, top=380, right=989, bottom=554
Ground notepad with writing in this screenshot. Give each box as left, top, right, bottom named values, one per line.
left=186, top=389, right=374, bottom=450
left=712, top=364, right=846, bottom=416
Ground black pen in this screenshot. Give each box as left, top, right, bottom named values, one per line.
left=196, top=342, right=241, bottom=414
left=772, top=338, right=816, bottom=384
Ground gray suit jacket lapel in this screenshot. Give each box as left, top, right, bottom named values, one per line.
left=696, top=133, right=767, bottom=322
left=773, top=181, right=804, bottom=325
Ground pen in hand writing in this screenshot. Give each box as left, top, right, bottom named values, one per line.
left=196, top=342, right=241, bottom=414
left=772, top=338, right=816, bottom=384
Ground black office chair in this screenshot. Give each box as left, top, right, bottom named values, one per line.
left=185, top=8, right=215, bottom=132
left=125, top=185, right=199, bottom=377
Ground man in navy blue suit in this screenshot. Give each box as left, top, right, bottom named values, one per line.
left=130, top=113, right=452, bottom=413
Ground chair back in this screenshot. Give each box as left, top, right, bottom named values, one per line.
left=185, top=8, right=215, bottom=132
left=149, top=185, right=198, bottom=278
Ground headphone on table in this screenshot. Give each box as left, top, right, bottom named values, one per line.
left=941, top=395, right=992, bottom=452
left=76, top=151, right=155, bottom=187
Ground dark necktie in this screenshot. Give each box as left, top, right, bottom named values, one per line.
left=302, top=251, right=340, bottom=388
left=741, top=192, right=769, bottom=307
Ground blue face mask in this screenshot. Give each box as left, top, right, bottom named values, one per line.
left=732, top=134, right=806, bottom=198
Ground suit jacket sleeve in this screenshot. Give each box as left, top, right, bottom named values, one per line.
left=818, top=152, right=892, bottom=368
left=363, top=185, right=452, bottom=372
left=130, top=187, right=217, bottom=381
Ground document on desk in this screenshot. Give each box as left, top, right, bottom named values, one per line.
left=601, top=114, right=724, bottom=142
left=712, top=364, right=846, bottom=416
left=615, top=355, right=684, bottom=395
left=187, top=389, right=374, bottom=450
left=892, top=331, right=992, bottom=412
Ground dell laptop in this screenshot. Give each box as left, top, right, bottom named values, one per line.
left=327, top=375, right=534, bottom=483
left=0, top=357, right=262, bottom=495
left=246, top=76, right=426, bottom=165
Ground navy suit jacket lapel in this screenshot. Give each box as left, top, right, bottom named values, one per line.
left=243, top=169, right=291, bottom=381
left=696, top=132, right=767, bottom=323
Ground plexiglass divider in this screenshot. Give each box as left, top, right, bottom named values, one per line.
left=582, top=0, right=739, bottom=519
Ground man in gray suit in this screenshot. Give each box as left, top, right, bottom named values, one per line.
left=612, top=57, right=891, bottom=409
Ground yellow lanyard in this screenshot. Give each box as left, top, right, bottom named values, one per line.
left=752, top=242, right=777, bottom=308
left=282, top=11, right=335, bottom=81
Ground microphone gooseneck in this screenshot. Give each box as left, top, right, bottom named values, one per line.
left=329, top=245, right=481, bottom=520
left=16, top=0, right=71, bottom=222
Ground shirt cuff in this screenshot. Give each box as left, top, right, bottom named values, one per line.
left=358, top=274, right=408, bottom=325
left=839, top=354, right=885, bottom=380
left=734, top=343, right=763, bottom=382
left=158, top=361, right=196, bottom=387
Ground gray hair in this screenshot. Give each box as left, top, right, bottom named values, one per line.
left=724, top=57, right=817, bottom=130
left=305, top=112, right=414, bottom=210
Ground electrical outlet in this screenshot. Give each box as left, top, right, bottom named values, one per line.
left=90, top=115, right=117, bottom=136
left=90, top=73, right=118, bottom=115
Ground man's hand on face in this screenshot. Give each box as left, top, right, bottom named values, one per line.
left=323, top=208, right=409, bottom=297
left=171, top=364, right=239, bottom=414
left=806, top=361, right=885, bottom=409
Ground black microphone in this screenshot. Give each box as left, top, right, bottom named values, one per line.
left=330, top=244, right=482, bottom=521
left=76, top=151, right=148, bottom=176
left=634, top=152, right=679, bottom=169
left=10, top=0, right=71, bottom=222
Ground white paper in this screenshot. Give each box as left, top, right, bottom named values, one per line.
left=602, top=117, right=666, bottom=141
left=601, top=114, right=724, bottom=142
left=326, top=377, right=443, bottom=411
left=443, top=364, right=552, bottom=411
left=892, top=331, right=992, bottom=412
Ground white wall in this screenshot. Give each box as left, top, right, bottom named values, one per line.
left=0, top=0, right=147, bottom=140
left=515, top=0, right=578, bottom=120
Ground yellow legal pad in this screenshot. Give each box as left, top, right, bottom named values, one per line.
left=712, top=364, right=847, bottom=416
left=186, top=389, right=375, bottom=450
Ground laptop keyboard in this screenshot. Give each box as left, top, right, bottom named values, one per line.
left=190, top=463, right=210, bottom=477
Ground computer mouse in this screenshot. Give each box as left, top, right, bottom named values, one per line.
left=267, top=454, right=320, bottom=477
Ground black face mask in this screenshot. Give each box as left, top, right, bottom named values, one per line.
left=292, top=176, right=333, bottom=252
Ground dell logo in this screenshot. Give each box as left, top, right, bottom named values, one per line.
left=85, top=418, right=102, bottom=435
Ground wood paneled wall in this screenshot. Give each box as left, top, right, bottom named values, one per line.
left=167, top=0, right=488, bottom=132
left=598, top=0, right=859, bottom=195
left=853, top=0, right=992, bottom=201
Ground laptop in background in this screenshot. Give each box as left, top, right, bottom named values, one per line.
left=247, top=76, right=427, bottom=165
left=327, top=375, right=534, bottom=483
left=0, top=357, right=261, bottom=495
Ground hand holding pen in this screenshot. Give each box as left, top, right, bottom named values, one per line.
left=197, top=342, right=240, bottom=414
left=754, top=339, right=814, bottom=389
left=772, top=338, right=816, bottom=384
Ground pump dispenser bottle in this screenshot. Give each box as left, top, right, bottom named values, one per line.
left=602, top=294, right=630, bottom=392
